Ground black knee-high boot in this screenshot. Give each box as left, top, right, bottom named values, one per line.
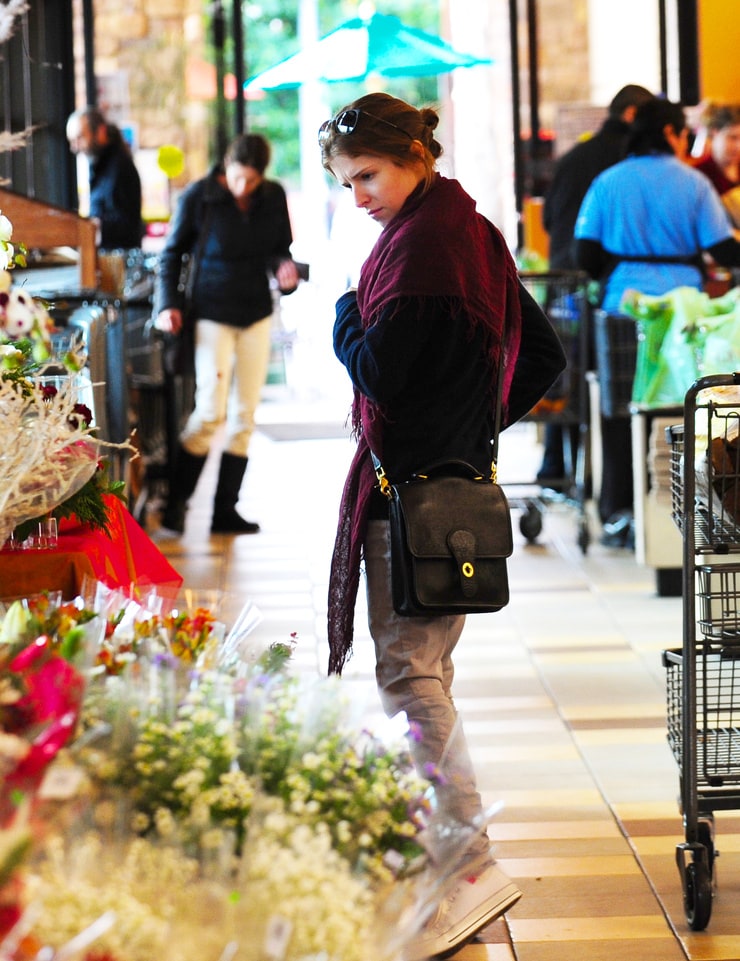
left=211, top=452, right=260, bottom=534
left=161, top=446, right=207, bottom=533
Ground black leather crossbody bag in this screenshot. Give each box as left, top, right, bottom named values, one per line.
left=373, top=344, right=512, bottom=618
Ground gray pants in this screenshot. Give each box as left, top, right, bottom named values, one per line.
left=364, top=520, right=490, bottom=862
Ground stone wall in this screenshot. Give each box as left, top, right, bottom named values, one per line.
left=72, top=0, right=210, bottom=191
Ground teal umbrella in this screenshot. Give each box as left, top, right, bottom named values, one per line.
left=245, top=13, right=491, bottom=91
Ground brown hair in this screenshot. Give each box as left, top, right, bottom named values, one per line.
left=319, top=92, right=442, bottom=193
left=225, top=133, right=271, bottom=174
left=700, top=102, right=740, bottom=133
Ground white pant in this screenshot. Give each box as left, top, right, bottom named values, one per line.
left=181, top=316, right=272, bottom=458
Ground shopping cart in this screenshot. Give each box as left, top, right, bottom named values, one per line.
left=512, top=271, right=592, bottom=552
left=664, top=372, right=740, bottom=930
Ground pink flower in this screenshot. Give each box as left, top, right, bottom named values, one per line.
left=5, top=637, right=85, bottom=787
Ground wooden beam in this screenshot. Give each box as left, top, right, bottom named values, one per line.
left=0, top=187, right=97, bottom=288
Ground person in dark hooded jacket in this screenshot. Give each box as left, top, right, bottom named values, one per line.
left=154, top=133, right=298, bottom=535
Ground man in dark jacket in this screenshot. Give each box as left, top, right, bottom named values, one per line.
left=537, top=84, right=653, bottom=519
left=66, top=107, right=143, bottom=250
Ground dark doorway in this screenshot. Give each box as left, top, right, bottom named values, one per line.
left=0, top=1, right=76, bottom=208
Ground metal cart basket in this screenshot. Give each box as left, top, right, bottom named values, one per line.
left=664, top=372, right=740, bottom=930
left=514, top=271, right=592, bottom=552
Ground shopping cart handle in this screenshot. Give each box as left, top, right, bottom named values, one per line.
left=688, top=372, right=740, bottom=399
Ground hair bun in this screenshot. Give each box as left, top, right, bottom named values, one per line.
left=419, top=107, right=440, bottom=133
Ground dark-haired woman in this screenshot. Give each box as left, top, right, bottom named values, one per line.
left=319, top=92, right=565, bottom=959
left=575, top=97, right=740, bottom=535
left=154, top=133, right=299, bottom=535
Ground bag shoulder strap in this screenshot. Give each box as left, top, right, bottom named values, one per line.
left=183, top=200, right=215, bottom=304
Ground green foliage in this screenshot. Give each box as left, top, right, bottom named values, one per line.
left=241, top=0, right=445, bottom=186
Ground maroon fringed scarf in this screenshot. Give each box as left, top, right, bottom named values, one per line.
left=327, top=175, right=522, bottom=674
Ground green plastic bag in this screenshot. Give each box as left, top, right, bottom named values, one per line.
left=621, top=287, right=740, bottom=407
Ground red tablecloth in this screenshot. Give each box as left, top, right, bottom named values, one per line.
left=0, top=495, right=183, bottom=600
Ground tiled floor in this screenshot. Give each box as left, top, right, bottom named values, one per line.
left=146, top=380, right=740, bottom=961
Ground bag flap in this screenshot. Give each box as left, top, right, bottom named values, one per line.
left=392, top=476, right=513, bottom=559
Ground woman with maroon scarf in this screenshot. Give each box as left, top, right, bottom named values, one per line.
left=319, top=93, right=565, bottom=958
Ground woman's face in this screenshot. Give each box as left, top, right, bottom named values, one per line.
left=329, top=153, right=424, bottom=228
left=712, top=125, right=740, bottom=170
left=225, top=161, right=263, bottom=201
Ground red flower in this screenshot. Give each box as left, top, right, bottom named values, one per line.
left=5, top=637, right=85, bottom=788
left=68, top=403, right=93, bottom=428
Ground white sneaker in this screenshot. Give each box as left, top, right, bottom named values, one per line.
left=404, top=862, right=522, bottom=960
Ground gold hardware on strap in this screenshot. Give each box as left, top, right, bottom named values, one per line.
left=462, top=561, right=475, bottom=578
left=374, top=461, right=392, bottom=499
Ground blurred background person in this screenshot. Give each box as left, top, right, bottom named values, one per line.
left=66, top=106, right=143, bottom=250
left=154, top=132, right=299, bottom=536
left=692, top=102, right=740, bottom=196
left=691, top=102, right=740, bottom=231
left=574, top=98, right=740, bottom=542
left=536, top=84, right=653, bottom=488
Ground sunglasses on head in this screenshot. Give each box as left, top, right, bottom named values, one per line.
left=318, top=108, right=414, bottom=146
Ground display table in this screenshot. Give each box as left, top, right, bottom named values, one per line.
left=0, top=495, right=183, bottom=600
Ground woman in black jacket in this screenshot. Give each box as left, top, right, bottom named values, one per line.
left=154, top=133, right=298, bottom=534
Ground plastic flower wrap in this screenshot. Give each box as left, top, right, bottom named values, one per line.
left=0, top=591, right=505, bottom=961
left=0, top=608, right=90, bottom=815
left=0, top=373, right=101, bottom=549
left=76, top=657, right=433, bottom=886
left=0, top=210, right=132, bottom=548
left=20, top=834, right=198, bottom=961
left=232, top=804, right=377, bottom=961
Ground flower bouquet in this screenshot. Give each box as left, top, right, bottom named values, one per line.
left=0, top=373, right=100, bottom=549
left=0, top=601, right=90, bottom=821
left=0, top=590, right=500, bottom=961
left=1, top=210, right=131, bottom=549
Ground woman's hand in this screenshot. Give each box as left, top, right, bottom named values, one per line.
left=276, top=259, right=300, bottom=294
left=155, top=308, right=183, bottom=334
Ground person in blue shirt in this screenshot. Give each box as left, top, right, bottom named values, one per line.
left=536, top=84, right=653, bottom=489
left=575, top=97, right=740, bottom=539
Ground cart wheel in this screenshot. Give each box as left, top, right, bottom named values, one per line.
left=577, top=516, right=590, bottom=554
left=698, top=817, right=717, bottom=889
left=684, top=857, right=713, bottom=931
left=519, top=503, right=543, bottom=542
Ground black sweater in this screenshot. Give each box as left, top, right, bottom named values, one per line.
left=333, top=282, right=566, bottom=489
left=154, top=166, right=294, bottom=327
left=89, top=138, right=143, bottom=249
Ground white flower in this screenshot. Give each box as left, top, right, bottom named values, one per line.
left=0, top=213, right=12, bottom=272
left=154, top=807, right=177, bottom=837
left=0, top=730, right=30, bottom=770
left=2, top=287, right=36, bottom=336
